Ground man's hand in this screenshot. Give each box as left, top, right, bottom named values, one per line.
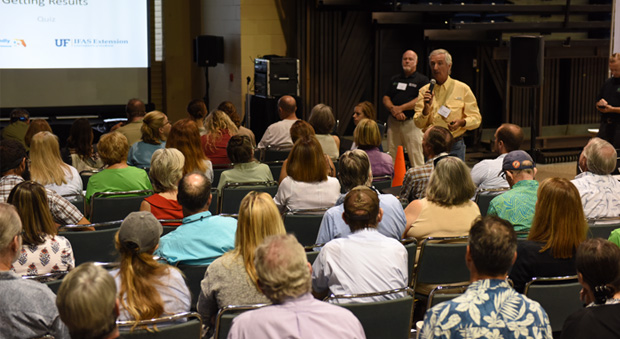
left=422, top=90, right=434, bottom=116
left=395, top=112, right=407, bottom=121
left=110, top=122, right=123, bottom=131
left=448, top=119, right=465, bottom=131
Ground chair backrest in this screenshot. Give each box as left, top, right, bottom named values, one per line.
left=264, top=148, right=291, bottom=162
left=587, top=218, right=620, bottom=239
left=59, top=220, right=123, bottom=232
left=59, top=227, right=120, bottom=265
left=306, top=250, right=320, bottom=264
left=283, top=209, right=328, bottom=247
left=219, top=181, right=278, bottom=214
left=177, top=264, right=210, bottom=312
left=210, top=188, right=219, bottom=215
left=264, top=160, right=285, bottom=181
left=524, top=276, right=582, bottom=332
left=79, top=169, right=100, bottom=190
left=90, top=190, right=153, bottom=223
left=118, top=312, right=202, bottom=339
left=475, top=188, right=508, bottom=216
left=400, top=238, right=417, bottom=284
left=214, top=304, right=267, bottom=339
left=426, top=284, right=469, bottom=309
left=372, top=176, right=393, bottom=192
left=413, top=237, right=469, bottom=292
left=327, top=287, right=414, bottom=339
left=212, top=166, right=232, bottom=188
left=22, top=271, right=68, bottom=294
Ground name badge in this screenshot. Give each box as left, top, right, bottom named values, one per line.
left=396, top=82, right=407, bottom=91
left=438, top=105, right=451, bottom=118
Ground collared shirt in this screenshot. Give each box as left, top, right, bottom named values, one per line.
left=470, top=153, right=510, bottom=191
left=385, top=71, right=430, bottom=117
left=419, top=279, right=553, bottom=339
left=316, top=193, right=407, bottom=244
left=228, top=293, right=366, bottom=339
left=400, top=154, right=446, bottom=203
left=0, top=175, right=84, bottom=225
left=312, top=229, right=408, bottom=303
left=413, top=76, right=482, bottom=138
left=571, top=171, right=620, bottom=219
left=0, top=270, right=70, bottom=339
left=363, top=147, right=394, bottom=177
left=257, top=119, right=297, bottom=149
left=487, top=180, right=538, bottom=232
left=216, top=161, right=274, bottom=192
left=154, top=211, right=237, bottom=265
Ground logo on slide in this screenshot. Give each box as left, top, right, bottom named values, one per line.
left=55, top=39, right=71, bottom=47
left=0, top=39, right=27, bottom=47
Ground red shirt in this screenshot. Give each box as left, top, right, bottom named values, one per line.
left=201, top=129, right=232, bottom=165
left=144, top=194, right=183, bottom=226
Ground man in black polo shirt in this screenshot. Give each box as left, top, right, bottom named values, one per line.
left=596, top=53, right=620, bottom=148
left=383, top=50, right=429, bottom=168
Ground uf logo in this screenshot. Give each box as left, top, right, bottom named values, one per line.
left=55, top=39, right=70, bottom=47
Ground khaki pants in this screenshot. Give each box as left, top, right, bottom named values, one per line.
left=387, top=115, right=424, bottom=168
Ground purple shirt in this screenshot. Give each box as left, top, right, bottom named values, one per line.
left=363, top=147, right=394, bottom=177
left=227, top=293, right=366, bottom=339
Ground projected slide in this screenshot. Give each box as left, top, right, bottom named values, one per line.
left=0, top=0, right=148, bottom=69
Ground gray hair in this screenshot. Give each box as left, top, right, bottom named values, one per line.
left=0, top=203, right=21, bottom=252
left=583, top=137, right=617, bottom=175
left=338, top=150, right=373, bottom=191
left=429, top=49, right=453, bottom=66
left=150, top=148, right=185, bottom=193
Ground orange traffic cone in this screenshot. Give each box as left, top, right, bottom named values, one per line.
left=392, top=146, right=406, bottom=187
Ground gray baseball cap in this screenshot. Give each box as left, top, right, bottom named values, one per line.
left=118, top=211, right=163, bottom=253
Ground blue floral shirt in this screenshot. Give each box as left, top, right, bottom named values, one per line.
left=487, top=180, right=538, bottom=232
left=420, top=279, right=552, bottom=339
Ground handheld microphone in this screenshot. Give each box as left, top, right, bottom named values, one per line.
left=425, top=79, right=436, bottom=103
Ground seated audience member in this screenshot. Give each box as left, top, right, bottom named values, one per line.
left=400, top=126, right=453, bottom=203
left=111, top=212, right=190, bottom=324
left=1, top=108, right=30, bottom=149
left=278, top=120, right=336, bottom=182
left=217, top=135, right=273, bottom=192
left=312, top=186, right=408, bottom=302
left=113, top=98, right=146, bottom=146
left=127, top=111, right=171, bottom=169
left=274, top=135, right=341, bottom=212
left=155, top=173, right=237, bottom=265
left=403, top=156, right=480, bottom=242
left=352, top=101, right=376, bottom=127
left=63, top=118, right=104, bottom=172
left=56, top=262, right=121, bottom=339
left=308, top=103, right=340, bottom=160
left=8, top=181, right=74, bottom=276
left=85, top=132, right=152, bottom=205
left=219, top=101, right=256, bottom=146
left=24, top=118, right=52, bottom=149
left=257, top=95, right=298, bottom=149
left=187, top=99, right=208, bottom=135
left=561, top=239, right=620, bottom=339
left=0, top=203, right=69, bottom=338
left=572, top=137, right=620, bottom=219
left=197, top=192, right=285, bottom=333
left=0, top=139, right=89, bottom=225
left=419, top=216, right=553, bottom=338
left=316, top=150, right=406, bottom=244
left=201, top=110, right=238, bottom=165
left=30, top=131, right=82, bottom=196
left=354, top=118, right=393, bottom=177
left=509, top=178, right=588, bottom=293
left=166, top=119, right=214, bottom=182
left=487, top=150, right=538, bottom=232
left=471, top=123, right=523, bottom=193
left=140, top=148, right=185, bottom=224
left=227, top=234, right=365, bottom=338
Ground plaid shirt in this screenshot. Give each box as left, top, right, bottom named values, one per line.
left=399, top=154, right=446, bottom=203
left=0, top=175, right=84, bottom=225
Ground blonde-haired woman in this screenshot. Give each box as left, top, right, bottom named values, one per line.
left=110, top=211, right=190, bottom=328
left=403, top=156, right=480, bottom=242
left=201, top=110, right=238, bottom=165
left=354, top=118, right=393, bottom=177
left=127, top=111, right=171, bottom=169
left=509, top=177, right=588, bottom=292
left=30, top=131, right=83, bottom=196
left=140, top=148, right=185, bottom=224
left=8, top=181, right=75, bottom=276
left=197, top=192, right=285, bottom=333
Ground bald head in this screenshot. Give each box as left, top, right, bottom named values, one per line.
left=402, top=50, right=418, bottom=76
left=278, top=96, right=297, bottom=120
left=177, top=172, right=212, bottom=215
left=581, top=137, right=618, bottom=175
left=495, top=123, right=523, bottom=154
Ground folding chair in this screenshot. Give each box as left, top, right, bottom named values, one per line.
left=219, top=181, right=278, bottom=214
left=22, top=271, right=69, bottom=294
left=59, top=227, right=120, bottom=265
left=79, top=169, right=100, bottom=191
left=117, top=312, right=202, bottom=338
left=212, top=165, right=233, bottom=188
left=475, top=188, right=508, bottom=216
left=210, top=188, right=219, bottom=215
left=524, top=275, right=582, bottom=333
left=411, top=237, right=470, bottom=297
left=264, top=147, right=291, bottom=162
left=59, top=220, right=123, bottom=232
left=213, top=304, right=268, bottom=339
left=305, top=243, right=324, bottom=264
left=264, top=160, right=285, bottom=181
left=283, top=208, right=328, bottom=247
left=327, top=287, right=414, bottom=339
left=587, top=217, right=620, bottom=239
left=400, top=238, right=417, bottom=284
left=177, top=264, right=210, bottom=312
left=90, top=189, right=153, bottom=222
left=426, top=284, right=469, bottom=309
left=372, top=175, right=393, bottom=192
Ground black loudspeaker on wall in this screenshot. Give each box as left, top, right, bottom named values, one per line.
left=510, top=36, right=544, bottom=87
left=194, top=35, right=224, bottom=67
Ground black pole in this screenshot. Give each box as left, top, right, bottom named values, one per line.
left=203, top=66, right=210, bottom=111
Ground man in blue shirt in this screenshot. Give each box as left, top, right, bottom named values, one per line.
left=419, top=216, right=553, bottom=339
left=155, top=172, right=237, bottom=265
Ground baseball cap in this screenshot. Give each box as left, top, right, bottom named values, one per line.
left=118, top=211, right=163, bottom=253
left=501, top=150, right=535, bottom=173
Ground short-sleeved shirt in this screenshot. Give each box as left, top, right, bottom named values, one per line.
left=385, top=72, right=430, bottom=118
left=85, top=166, right=153, bottom=204
left=487, top=180, right=538, bottom=232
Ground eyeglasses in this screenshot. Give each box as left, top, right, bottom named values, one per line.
left=500, top=171, right=506, bottom=180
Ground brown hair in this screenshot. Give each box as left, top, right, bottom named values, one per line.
left=7, top=181, right=57, bottom=246
left=355, top=101, right=376, bottom=121
left=286, top=136, right=327, bottom=183
left=66, top=118, right=94, bottom=160
left=166, top=119, right=208, bottom=175
left=308, top=104, right=335, bottom=135
left=354, top=119, right=382, bottom=148
left=24, top=119, right=52, bottom=148
left=289, top=120, right=315, bottom=143
left=529, top=178, right=588, bottom=259
left=140, top=111, right=168, bottom=145
left=218, top=101, right=242, bottom=127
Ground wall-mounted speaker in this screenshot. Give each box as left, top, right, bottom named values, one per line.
left=510, top=36, right=544, bottom=87
left=194, top=35, right=224, bottom=67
